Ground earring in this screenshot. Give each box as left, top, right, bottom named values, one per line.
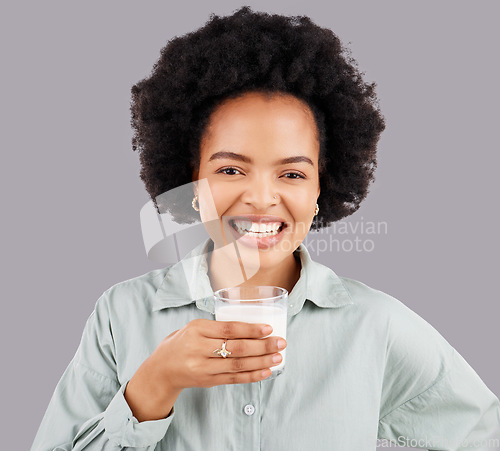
left=314, top=203, right=319, bottom=216
left=192, top=194, right=200, bottom=212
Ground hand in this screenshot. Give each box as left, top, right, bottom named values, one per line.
left=151, top=318, right=287, bottom=390
left=124, top=318, right=287, bottom=422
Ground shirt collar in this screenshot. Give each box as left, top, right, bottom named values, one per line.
left=152, top=238, right=354, bottom=315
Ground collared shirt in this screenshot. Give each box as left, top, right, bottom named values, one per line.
left=32, top=238, right=500, bottom=450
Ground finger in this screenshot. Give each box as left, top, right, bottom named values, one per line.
left=208, top=337, right=287, bottom=358
left=208, top=368, right=273, bottom=386
left=194, top=319, right=273, bottom=339
left=207, top=352, right=283, bottom=374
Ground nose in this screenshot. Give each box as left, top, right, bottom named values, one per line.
left=239, top=176, right=279, bottom=210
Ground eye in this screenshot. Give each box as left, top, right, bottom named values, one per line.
left=216, top=167, right=243, bottom=176
left=283, top=172, right=305, bottom=180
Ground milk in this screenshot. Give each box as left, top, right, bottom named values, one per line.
left=215, top=304, right=287, bottom=373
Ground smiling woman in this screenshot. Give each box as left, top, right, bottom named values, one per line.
left=194, top=91, right=321, bottom=293
left=31, top=6, right=500, bottom=451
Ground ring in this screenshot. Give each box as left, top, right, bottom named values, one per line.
left=213, top=341, right=231, bottom=358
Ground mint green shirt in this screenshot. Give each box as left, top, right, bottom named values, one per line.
left=32, top=238, right=500, bottom=450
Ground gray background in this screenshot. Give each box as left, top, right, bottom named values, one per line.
left=1, top=1, right=498, bottom=449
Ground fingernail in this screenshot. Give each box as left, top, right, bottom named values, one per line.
left=262, top=325, right=273, bottom=335
left=277, top=339, right=287, bottom=349
left=272, top=353, right=282, bottom=363
left=262, top=369, right=271, bottom=378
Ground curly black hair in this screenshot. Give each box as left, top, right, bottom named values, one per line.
left=130, top=6, right=385, bottom=230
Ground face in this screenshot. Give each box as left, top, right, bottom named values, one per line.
left=192, top=91, right=321, bottom=271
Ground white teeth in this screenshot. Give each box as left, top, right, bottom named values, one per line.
left=232, top=220, right=283, bottom=237
left=250, top=223, right=261, bottom=233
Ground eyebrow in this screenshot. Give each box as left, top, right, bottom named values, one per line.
left=208, top=151, right=314, bottom=167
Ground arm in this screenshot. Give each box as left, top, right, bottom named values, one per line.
left=31, top=294, right=173, bottom=451
left=378, top=348, right=500, bottom=450
left=377, top=299, right=500, bottom=450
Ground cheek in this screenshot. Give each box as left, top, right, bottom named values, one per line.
left=289, top=189, right=316, bottom=215
left=285, top=189, right=317, bottom=235
left=204, top=182, right=234, bottom=216
left=198, top=179, right=230, bottom=245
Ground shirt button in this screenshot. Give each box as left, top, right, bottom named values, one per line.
left=243, top=404, right=255, bottom=416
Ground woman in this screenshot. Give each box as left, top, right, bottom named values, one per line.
left=32, top=7, right=500, bottom=450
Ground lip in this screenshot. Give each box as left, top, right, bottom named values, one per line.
left=225, top=215, right=289, bottom=250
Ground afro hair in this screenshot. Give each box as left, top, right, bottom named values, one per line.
left=130, top=6, right=385, bottom=230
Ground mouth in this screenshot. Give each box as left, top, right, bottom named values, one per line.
left=226, top=216, right=288, bottom=249
left=229, top=219, right=286, bottom=237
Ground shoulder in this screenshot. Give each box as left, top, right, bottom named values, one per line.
left=94, top=267, right=170, bottom=318
left=340, top=275, right=410, bottom=313
left=340, top=275, right=450, bottom=346
left=339, top=275, right=455, bottom=411
left=341, top=274, right=454, bottom=380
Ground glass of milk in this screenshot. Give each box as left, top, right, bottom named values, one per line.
left=213, top=286, right=288, bottom=379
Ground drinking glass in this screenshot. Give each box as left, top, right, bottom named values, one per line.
left=213, top=286, right=288, bottom=379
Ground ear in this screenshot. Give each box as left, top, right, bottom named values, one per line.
left=317, top=185, right=321, bottom=199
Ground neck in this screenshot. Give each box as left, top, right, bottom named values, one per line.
left=207, top=244, right=302, bottom=293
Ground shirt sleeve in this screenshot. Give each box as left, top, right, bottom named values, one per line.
left=377, top=298, right=500, bottom=450
left=31, top=294, right=175, bottom=450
